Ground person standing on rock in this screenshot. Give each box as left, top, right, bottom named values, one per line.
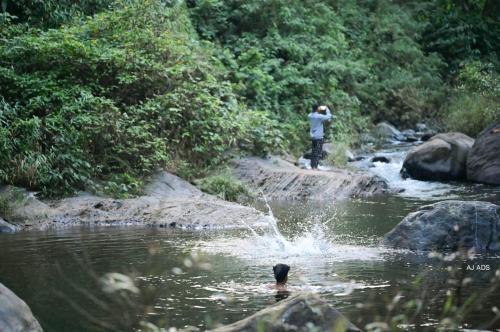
left=308, top=104, right=332, bottom=170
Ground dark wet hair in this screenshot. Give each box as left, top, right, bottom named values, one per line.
left=312, top=104, right=319, bottom=112
left=273, top=264, right=290, bottom=283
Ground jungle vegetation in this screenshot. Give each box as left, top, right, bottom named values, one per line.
left=0, top=0, right=498, bottom=197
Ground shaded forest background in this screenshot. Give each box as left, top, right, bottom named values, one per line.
left=0, top=0, right=499, bottom=197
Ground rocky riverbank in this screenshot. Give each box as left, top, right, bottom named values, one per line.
left=232, top=156, right=393, bottom=201
left=0, top=172, right=268, bottom=232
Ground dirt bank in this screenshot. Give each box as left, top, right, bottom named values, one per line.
left=232, top=156, right=393, bottom=201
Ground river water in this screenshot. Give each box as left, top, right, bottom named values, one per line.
left=0, top=144, right=499, bottom=331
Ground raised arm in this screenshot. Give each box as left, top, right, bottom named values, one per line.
left=313, top=107, right=332, bottom=121
left=308, top=106, right=333, bottom=121
left=323, top=107, right=332, bottom=121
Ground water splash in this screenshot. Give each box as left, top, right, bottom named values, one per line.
left=196, top=196, right=399, bottom=264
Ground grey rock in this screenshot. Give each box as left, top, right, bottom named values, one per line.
left=346, top=151, right=356, bottom=162
left=0, top=282, right=43, bottom=332
left=414, top=124, right=438, bottom=141
left=0, top=218, right=20, bottom=233
left=383, top=200, right=500, bottom=252
left=416, top=123, right=428, bottom=132
left=402, top=129, right=416, bottom=136
left=401, top=132, right=474, bottom=181
left=372, top=121, right=405, bottom=142
left=360, top=133, right=377, bottom=145
left=371, top=156, right=391, bottom=163
left=211, top=293, right=360, bottom=332
left=420, top=132, right=436, bottom=142
left=296, top=156, right=310, bottom=169
left=401, top=129, right=419, bottom=142
left=5, top=172, right=267, bottom=231
left=232, top=156, right=391, bottom=201
left=405, top=135, right=419, bottom=143
left=143, top=171, right=203, bottom=198
left=467, top=122, right=500, bottom=185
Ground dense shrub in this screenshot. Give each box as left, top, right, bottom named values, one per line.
left=336, top=0, right=447, bottom=126
left=1, top=0, right=115, bottom=28
left=444, top=61, right=500, bottom=136
left=189, top=0, right=372, bottom=147
left=419, top=0, right=500, bottom=76
left=189, top=0, right=448, bottom=132
left=1, top=0, right=498, bottom=198
left=197, top=171, right=252, bottom=202
left=0, top=1, right=278, bottom=196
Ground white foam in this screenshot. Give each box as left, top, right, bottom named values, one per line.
left=366, top=149, right=459, bottom=199
left=196, top=209, right=402, bottom=266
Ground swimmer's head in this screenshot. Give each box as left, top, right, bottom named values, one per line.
left=273, top=264, right=290, bottom=284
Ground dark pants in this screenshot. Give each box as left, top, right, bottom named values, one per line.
left=311, top=138, right=323, bottom=169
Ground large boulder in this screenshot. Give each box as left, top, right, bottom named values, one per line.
left=0, top=283, right=43, bottom=332
left=383, top=200, right=500, bottom=252
left=467, top=122, right=500, bottom=185
left=211, top=293, right=360, bottom=332
left=372, top=122, right=405, bottom=142
left=400, top=132, right=474, bottom=181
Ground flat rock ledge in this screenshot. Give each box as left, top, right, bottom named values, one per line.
left=383, top=200, right=500, bottom=252
left=1, top=172, right=267, bottom=232
left=0, top=282, right=43, bottom=332
left=210, top=293, right=361, bottom=332
left=232, top=156, right=391, bottom=201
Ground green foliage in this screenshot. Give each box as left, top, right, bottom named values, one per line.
left=1, top=0, right=115, bottom=28
left=0, top=194, right=11, bottom=218
left=419, top=0, right=500, bottom=75
left=189, top=0, right=371, bottom=146
left=337, top=0, right=447, bottom=126
left=1, top=0, right=498, bottom=197
left=189, top=0, right=448, bottom=130
left=0, top=0, right=278, bottom=197
left=325, top=142, right=350, bottom=168
left=444, top=61, right=500, bottom=136
left=0, top=187, right=24, bottom=218
left=197, top=171, right=252, bottom=202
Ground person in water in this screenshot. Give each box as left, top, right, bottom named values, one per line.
left=308, top=104, right=332, bottom=170
left=273, top=263, right=290, bottom=287
left=272, top=263, right=291, bottom=301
